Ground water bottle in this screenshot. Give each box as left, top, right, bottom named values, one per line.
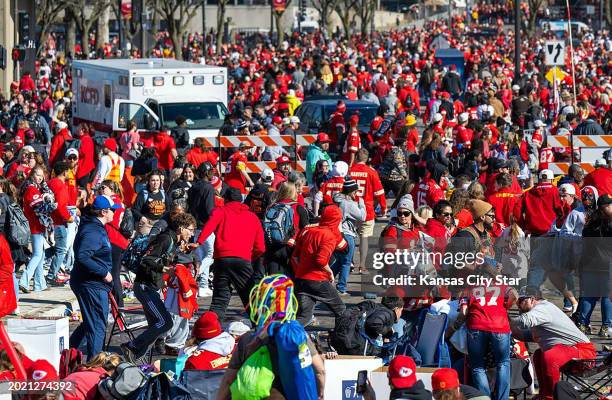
left=375, top=334, right=384, bottom=348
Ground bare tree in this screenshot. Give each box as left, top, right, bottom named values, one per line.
left=310, top=0, right=337, bottom=33
left=334, top=0, right=358, bottom=35
left=69, top=0, right=112, bottom=57
left=110, top=0, right=143, bottom=54
left=65, top=8, right=77, bottom=56
left=216, top=0, right=230, bottom=54
left=355, top=0, right=376, bottom=35
left=526, top=0, right=544, bottom=36
left=35, top=0, right=71, bottom=56
left=273, top=1, right=293, bottom=45
left=154, top=0, right=200, bottom=59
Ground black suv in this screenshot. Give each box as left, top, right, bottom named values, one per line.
left=295, top=99, right=380, bottom=135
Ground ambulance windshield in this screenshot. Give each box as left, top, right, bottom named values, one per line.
left=159, top=102, right=228, bottom=130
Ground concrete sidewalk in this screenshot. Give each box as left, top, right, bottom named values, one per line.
left=6, top=287, right=78, bottom=319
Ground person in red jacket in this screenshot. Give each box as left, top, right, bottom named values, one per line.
left=184, top=311, right=236, bottom=371
left=48, top=121, right=72, bottom=167
left=186, top=138, right=219, bottom=169
left=271, top=155, right=291, bottom=190
left=197, top=187, right=265, bottom=320
left=63, top=352, right=122, bottom=400
left=520, top=169, right=562, bottom=236
left=153, top=128, right=178, bottom=172
left=18, top=166, right=51, bottom=293
left=404, top=115, right=419, bottom=153
left=46, top=161, right=75, bottom=285
left=422, top=200, right=455, bottom=257
left=74, top=124, right=96, bottom=188
left=225, top=143, right=254, bottom=195
left=0, top=234, right=17, bottom=317
left=329, top=100, right=347, bottom=151
left=582, top=160, right=612, bottom=196
left=316, top=160, right=348, bottom=209
left=487, top=173, right=522, bottom=226
left=292, top=205, right=348, bottom=326
left=97, top=180, right=130, bottom=308
left=18, top=71, right=36, bottom=92
left=411, top=163, right=448, bottom=208
left=342, top=114, right=361, bottom=166
left=162, top=263, right=199, bottom=354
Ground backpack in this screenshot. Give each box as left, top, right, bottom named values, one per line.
left=5, top=202, right=31, bottom=246
left=98, top=362, right=147, bottom=400
left=135, top=372, right=192, bottom=400
left=263, top=202, right=296, bottom=245
left=119, top=208, right=135, bottom=238
left=121, top=235, right=150, bottom=274
left=230, top=345, right=275, bottom=400
left=246, top=185, right=270, bottom=219
left=268, top=321, right=318, bottom=400
left=58, top=348, right=83, bottom=379
left=329, top=300, right=378, bottom=355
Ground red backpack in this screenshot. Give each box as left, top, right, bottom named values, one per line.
left=59, top=348, right=83, bottom=379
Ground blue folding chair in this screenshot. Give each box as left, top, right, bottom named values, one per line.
left=414, top=312, right=451, bottom=367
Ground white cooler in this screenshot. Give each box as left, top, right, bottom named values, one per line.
left=6, top=317, right=70, bottom=370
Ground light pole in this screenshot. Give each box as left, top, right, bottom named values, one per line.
left=201, top=0, right=206, bottom=57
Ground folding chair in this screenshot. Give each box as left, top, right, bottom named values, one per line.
left=104, top=292, right=147, bottom=351
left=180, top=369, right=226, bottom=399
left=414, top=312, right=450, bottom=367
left=510, top=358, right=533, bottom=400
left=560, top=351, right=612, bottom=400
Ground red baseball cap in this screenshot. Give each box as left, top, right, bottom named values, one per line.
left=388, top=356, right=417, bottom=389
left=276, top=155, right=291, bottom=164
left=27, top=359, right=58, bottom=381
left=317, top=132, right=331, bottom=143
left=431, top=368, right=460, bottom=391
left=272, top=116, right=283, bottom=125
left=192, top=311, right=222, bottom=340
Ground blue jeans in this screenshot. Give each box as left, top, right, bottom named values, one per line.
left=64, top=218, right=78, bottom=273
left=467, top=329, right=511, bottom=400
left=332, top=234, right=355, bottom=293
left=578, top=297, right=612, bottom=326
left=47, top=225, right=68, bottom=279
left=69, top=284, right=109, bottom=359
left=19, top=234, right=47, bottom=291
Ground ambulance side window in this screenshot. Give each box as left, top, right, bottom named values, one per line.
left=118, top=103, right=150, bottom=130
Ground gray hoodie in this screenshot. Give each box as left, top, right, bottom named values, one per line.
left=333, top=192, right=366, bottom=238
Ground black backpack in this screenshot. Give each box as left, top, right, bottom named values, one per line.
left=5, top=202, right=30, bottom=246
left=61, top=137, right=81, bottom=158
left=329, top=300, right=378, bottom=355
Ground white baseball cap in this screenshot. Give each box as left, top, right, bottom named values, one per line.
left=289, top=116, right=300, bottom=124
left=559, top=183, right=576, bottom=196
left=539, top=169, right=554, bottom=180
left=261, top=168, right=274, bottom=182
left=65, top=148, right=79, bottom=157
left=534, top=120, right=546, bottom=128
left=512, top=84, right=520, bottom=91
left=433, top=113, right=443, bottom=122
left=458, top=112, right=469, bottom=123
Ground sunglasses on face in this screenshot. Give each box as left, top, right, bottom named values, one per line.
left=485, top=213, right=496, bottom=219
left=397, top=211, right=412, bottom=217
left=67, top=155, right=78, bottom=160
left=440, top=212, right=453, bottom=217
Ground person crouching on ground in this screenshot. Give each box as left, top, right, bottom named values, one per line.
left=183, top=311, right=236, bottom=371
left=121, top=212, right=197, bottom=363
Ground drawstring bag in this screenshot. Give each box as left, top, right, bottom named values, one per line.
left=230, top=345, right=275, bottom=400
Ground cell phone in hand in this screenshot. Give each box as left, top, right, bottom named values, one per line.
left=356, top=370, right=368, bottom=394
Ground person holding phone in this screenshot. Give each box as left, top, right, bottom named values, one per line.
left=121, top=212, right=197, bottom=363
left=360, top=356, right=432, bottom=400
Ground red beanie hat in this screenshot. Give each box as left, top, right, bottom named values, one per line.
left=104, top=138, right=117, bottom=152
left=192, top=311, right=222, bottom=340
left=432, top=368, right=460, bottom=391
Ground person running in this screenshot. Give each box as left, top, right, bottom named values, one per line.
left=121, top=212, right=197, bottom=362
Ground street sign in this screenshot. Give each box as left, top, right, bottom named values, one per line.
left=545, top=40, right=566, bottom=66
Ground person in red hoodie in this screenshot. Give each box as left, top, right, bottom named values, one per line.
left=520, top=169, right=562, bottom=236
left=411, top=163, right=447, bottom=208
left=487, top=172, right=522, bottom=226
left=582, top=158, right=612, bottom=196
left=196, top=187, right=265, bottom=320
left=63, top=352, right=122, bottom=400
left=153, top=127, right=178, bottom=173
left=74, top=124, right=96, bottom=188
left=184, top=311, right=236, bottom=371
left=291, top=205, right=348, bottom=326
left=422, top=200, right=455, bottom=257
left=46, top=161, right=75, bottom=285
left=0, top=234, right=17, bottom=317
left=48, top=121, right=72, bottom=167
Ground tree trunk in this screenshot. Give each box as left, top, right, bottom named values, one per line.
left=96, top=6, right=110, bottom=49
left=606, top=0, right=611, bottom=26
left=320, top=4, right=329, bottom=33
left=81, top=21, right=90, bottom=57
left=338, top=10, right=350, bottom=34
left=274, top=11, right=284, bottom=45
left=151, top=0, right=159, bottom=36
left=65, top=10, right=76, bottom=56
left=216, top=1, right=225, bottom=54
left=170, top=20, right=182, bottom=59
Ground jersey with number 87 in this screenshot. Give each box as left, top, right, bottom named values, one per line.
left=463, top=285, right=512, bottom=333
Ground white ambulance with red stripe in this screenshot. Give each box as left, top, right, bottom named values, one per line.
left=72, top=58, right=228, bottom=140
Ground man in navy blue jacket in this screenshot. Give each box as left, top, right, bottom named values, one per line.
left=69, top=195, right=119, bottom=359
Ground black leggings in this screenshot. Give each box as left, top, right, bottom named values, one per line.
left=110, top=244, right=124, bottom=308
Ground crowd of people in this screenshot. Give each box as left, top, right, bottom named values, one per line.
left=0, top=5, right=611, bottom=400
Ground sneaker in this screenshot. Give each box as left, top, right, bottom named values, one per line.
left=153, top=339, right=166, bottom=354
left=577, top=324, right=592, bottom=335
left=164, top=345, right=179, bottom=356
left=48, top=279, right=65, bottom=287
left=19, top=285, right=30, bottom=294
left=120, top=343, right=136, bottom=364
left=599, top=325, right=610, bottom=338
left=198, top=288, right=213, bottom=297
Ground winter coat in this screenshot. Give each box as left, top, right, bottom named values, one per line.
left=333, top=192, right=366, bottom=238
left=70, top=216, right=112, bottom=291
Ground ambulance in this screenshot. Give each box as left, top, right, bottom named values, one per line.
left=71, top=58, right=228, bottom=140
